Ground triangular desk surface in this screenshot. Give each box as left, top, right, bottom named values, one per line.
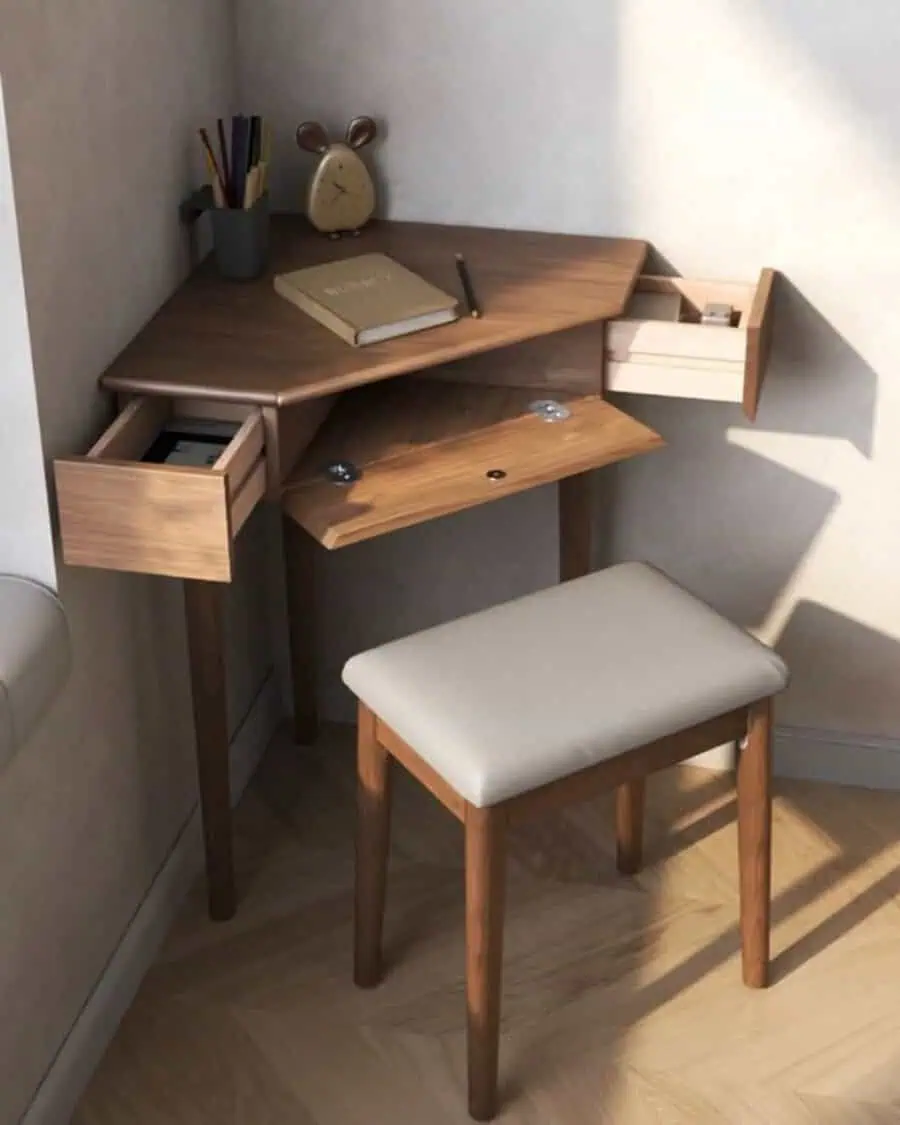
left=101, top=217, right=647, bottom=407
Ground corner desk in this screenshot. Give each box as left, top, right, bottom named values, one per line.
left=53, top=217, right=775, bottom=920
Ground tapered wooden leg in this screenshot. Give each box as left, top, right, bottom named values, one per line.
left=183, top=579, right=235, bottom=922
left=354, top=704, right=393, bottom=988
left=737, top=698, right=773, bottom=988
left=559, top=471, right=593, bottom=583
left=283, top=514, right=319, bottom=745
left=465, top=805, right=506, bottom=1121
left=616, top=779, right=646, bottom=875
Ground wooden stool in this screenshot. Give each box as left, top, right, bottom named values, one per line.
left=343, top=563, right=789, bottom=1120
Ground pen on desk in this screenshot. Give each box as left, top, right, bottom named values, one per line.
left=455, top=253, right=482, bottom=318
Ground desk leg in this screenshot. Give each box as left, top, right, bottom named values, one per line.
left=283, top=515, right=319, bottom=744
left=559, top=471, right=593, bottom=583
left=183, top=579, right=236, bottom=922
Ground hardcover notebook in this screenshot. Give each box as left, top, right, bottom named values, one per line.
left=273, top=253, right=460, bottom=346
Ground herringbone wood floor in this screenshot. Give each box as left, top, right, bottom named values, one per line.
left=74, top=727, right=900, bottom=1124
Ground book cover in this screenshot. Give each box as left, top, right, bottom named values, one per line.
left=273, top=253, right=459, bottom=346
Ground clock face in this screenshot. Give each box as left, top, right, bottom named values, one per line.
left=308, top=145, right=376, bottom=233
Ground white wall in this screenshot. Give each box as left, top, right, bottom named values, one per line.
left=237, top=0, right=900, bottom=746
left=0, top=4, right=276, bottom=1123
left=0, top=79, right=55, bottom=587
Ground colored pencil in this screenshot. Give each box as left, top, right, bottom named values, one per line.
left=250, top=114, right=262, bottom=168
left=216, top=118, right=231, bottom=205
left=198, top=128, right=228, bottom=207
left=259, top=118, right=272, bottom=193
left=230, top=115, right=251, bottom=210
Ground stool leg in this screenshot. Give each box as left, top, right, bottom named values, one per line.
left=616, top=779, right=646, bottom=875
left=737, top=698, right=772, bottom=989
left=354, top=703, right=393, bottom=988
left=465, top=805, right=506, bottom=1122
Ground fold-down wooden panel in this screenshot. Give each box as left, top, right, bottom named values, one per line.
left=282, top=380, right=663, bottom=549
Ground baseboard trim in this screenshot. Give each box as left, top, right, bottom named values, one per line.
left=21, top=671, right=282, bottom=1125
left=691, top=723, right=900, bottom=791
left=774, top=723, right=900, bottom=790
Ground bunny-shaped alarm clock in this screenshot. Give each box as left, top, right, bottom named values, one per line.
left=296, top=116, right=377, bottom=236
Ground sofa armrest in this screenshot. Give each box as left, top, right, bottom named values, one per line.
left=0, top=576, right=71, bottom=770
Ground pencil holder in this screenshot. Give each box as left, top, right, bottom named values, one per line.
left=210, top=193, right=270, bottom=281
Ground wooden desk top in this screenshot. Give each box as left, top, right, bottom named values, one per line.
left=101, top=217, right=647, bottom=407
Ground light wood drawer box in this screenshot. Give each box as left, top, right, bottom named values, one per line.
left=606, top=270, right=777, bottom=420
left=54, top=397, right=267, bottom=582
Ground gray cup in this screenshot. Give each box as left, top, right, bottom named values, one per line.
left=210, top=193, right=270, bottom=280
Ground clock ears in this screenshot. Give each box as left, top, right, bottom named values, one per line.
left=297, top=116, right=377, bottom=154
left=345, top=115, right=377, bottom=150
left=296, top=121, right=330, bottom=155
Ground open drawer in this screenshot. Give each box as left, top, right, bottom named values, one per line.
left=282, top=378, right=663, bottom=549
left=606, top=270, right=777, bottom=420
left=54, top=397, right=267, bottom=581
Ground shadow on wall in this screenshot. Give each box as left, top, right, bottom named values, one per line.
left=754, top=277, right=876, bottom=457
left=608, top=277, right=877, bottom=629
left=641, top=255, right=877, bottom=456
left=777, top=601, right=900, bottom=745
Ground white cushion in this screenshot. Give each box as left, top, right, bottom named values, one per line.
left=0, top=576, right=71, bottom=771
left=343, top=563, right=788, bottom=808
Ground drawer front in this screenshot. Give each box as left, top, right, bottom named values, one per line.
left=55, top=459, right=235, bottom=581
left=282, top=379, right=663, bottom=549
left=55, top=398, right=267, bottom=582
left=607, top=359, right=746, bottom=404
left=607, top=270, right=777, bottom=420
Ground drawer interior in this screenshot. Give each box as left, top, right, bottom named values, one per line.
left=607, top=270, right=776, bottom=420
left=55, top=397, right=266, bottom=581
left=282, top=376, right=663, bottom=549
left=618, top=275, right=757, bottom=331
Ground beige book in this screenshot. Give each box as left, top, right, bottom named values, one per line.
left=273, top=253, right=460, bottom=346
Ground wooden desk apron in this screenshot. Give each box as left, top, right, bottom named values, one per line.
left=52, top=218, right=775, bottom=919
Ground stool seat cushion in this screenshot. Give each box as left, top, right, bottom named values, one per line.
left=343, top=563, right=789, bottom=808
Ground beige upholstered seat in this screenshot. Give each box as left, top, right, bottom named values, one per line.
left=343, top=562, right=789, bottom=807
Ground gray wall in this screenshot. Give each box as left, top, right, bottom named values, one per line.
left=0, top=4, right=272, bottom=1122
left=238, top=0, right=900, bottom=741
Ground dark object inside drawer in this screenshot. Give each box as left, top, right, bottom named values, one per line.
left=141, top=420, right=239, bottom=467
